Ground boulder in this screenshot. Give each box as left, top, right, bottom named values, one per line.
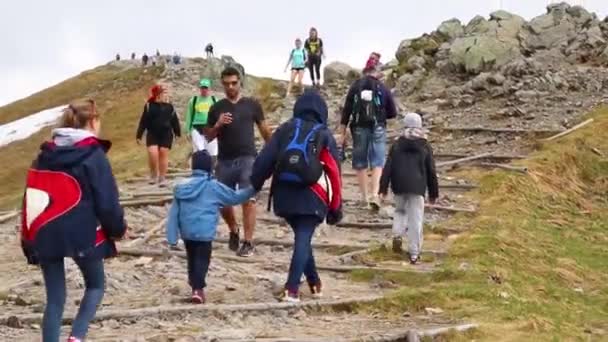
left=407, top=55, right=427, bottom=71
left=397, top=71, right=426, bottom=97
left=465, top=15, right=490, bottom=35
left=396, top=35, right=441, bottom=63
left=437, top=18, right=464, bottom=40
left=323, top=62, right=360, bottom=84
left=449, top=35, right=521, bottom=74
left=396, top=39, right=414, bottom=62
left=584, top=26, right=606, bottom=48
left=521, top=4, right=579, bottom=51
left=600, top=46, right=608, bottom=65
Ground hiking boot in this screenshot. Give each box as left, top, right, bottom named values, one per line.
left=280, top=289, right=301, bottom=303
left=228, top=230, right=240, bottom=252
left=67, top=337, right=82, bottom=342
left=392, top=237, right=403, bottom=254
left=236, top=241, right=255, bottom=257
left=308, top=282, right=323, bottom=299
left=191, top=289, right=205, bottom=304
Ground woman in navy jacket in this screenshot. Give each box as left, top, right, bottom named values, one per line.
left=250, top=90, right=343, bottom=302
left=21, top=99, right=127, bottom=342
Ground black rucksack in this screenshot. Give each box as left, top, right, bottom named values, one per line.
left=274, top=118, right=324, bottom=186
left=352, top=78, right=384, bottom=126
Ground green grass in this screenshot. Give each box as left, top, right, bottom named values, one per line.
left=353, top=107, right=608, bottom=341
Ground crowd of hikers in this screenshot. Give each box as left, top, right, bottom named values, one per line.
left=20, top=44, right=439, bottom=341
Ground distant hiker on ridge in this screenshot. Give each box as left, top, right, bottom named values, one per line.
left=379, top=112, right=439, bottom=264
left=131, top=52, right=136, bottom=60
left=136, top=85, right=181, bottom=187
left=205, top=43, right=214, bottom=58
left=338, top=53, right=397, bottom=210
left=185, top=78, right=219, bottom=167
left=21, top=99, right=127, bottom=342
left=305, top=27, right=324, bottom=87
left=142, top=53, right=149, bottom=66
left=115, top=53, right=120, bottom=61
left=204, top=66, right=272, bottom=257
left=284, top=38, right=308, bottom=96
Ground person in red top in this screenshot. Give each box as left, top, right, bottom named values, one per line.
left=21, top=99, right=127, bottom=342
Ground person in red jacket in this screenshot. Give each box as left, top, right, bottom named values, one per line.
left=21, top=99, right=127, bottom=342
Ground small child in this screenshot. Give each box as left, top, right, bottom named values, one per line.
left=379, top=113, right=439, bottom=264
left=166, top=150, right=255, bottom=303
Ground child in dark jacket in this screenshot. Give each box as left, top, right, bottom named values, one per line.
left=21, top=99, right=127, bottom=342
left=166, top=150, right=255, bottom=304
left=250, top=89, right=343, bottom=302
left=379, top=113, right=439, bottom=265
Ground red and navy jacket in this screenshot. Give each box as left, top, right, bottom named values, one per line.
left=250, top=90, right=343, bottom=223
left=21, top=132, right=126, bottom=264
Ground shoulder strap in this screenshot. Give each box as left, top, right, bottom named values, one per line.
left=189, top=96, right=197, bottom=130
left=211, top=95, right=217, bottom=103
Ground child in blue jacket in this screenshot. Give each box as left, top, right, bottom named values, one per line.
left=166, top=150, right=255, bottom=304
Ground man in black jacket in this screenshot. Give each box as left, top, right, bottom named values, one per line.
left=379, top=113, right=438, bottom=264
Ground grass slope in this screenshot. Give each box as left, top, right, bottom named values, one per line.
left=0, top=65, right=193, bottom=208
left=354, top=107, right=608, bottom=341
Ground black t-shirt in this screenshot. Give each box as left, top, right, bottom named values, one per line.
left=207, top=97, right=264, bottom=160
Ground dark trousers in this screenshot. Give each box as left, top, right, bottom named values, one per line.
left=184, top=240, right=213, bottom=289
left=285, top=215, right=321, bottom=291
left=308, top=55, right=322, bottom=83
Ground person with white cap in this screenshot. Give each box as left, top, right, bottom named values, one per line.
left=378, top=112, right=439, bottom=264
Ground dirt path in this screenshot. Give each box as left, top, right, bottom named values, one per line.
left=0, top=83, right=540, bottom=341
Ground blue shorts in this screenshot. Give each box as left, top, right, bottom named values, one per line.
left=351, top=126, right=387, bottom=170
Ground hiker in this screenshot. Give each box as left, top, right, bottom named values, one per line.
left=304, top=27, right=324, bottom=87
left=250, top=89, right=343, bottom=302
left=142, top=53, right=149, bottom=66
left=167, top=150, right=255, bottom=304
left=131, top=52, right=136, bottom=60
left=20, top=99, right=127, bottom=342
left=185, top=78, right=218, bottom=164
left=172, top=53, right=181, bottom=65
left=136, top=84, right=181, bottom=187
left=204, top=66, right=272, bottom=257
left=337, top=53, right=398, bottom=209
left=284, top=38, right=308, bottom=96
left=379, top=113, right=438, bottom=264
left=156, top=49, right=161, bottom=57
left=115, top=53, right=121, bottom=61
left=205, top=43, right=214, bottom=58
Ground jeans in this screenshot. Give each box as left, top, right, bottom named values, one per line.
left=285, top=215, right=321, bottom=291
left=184, top=240, right=213, bottom=289
left=41, top=258, right=105, bottom=342
left=393, top=194, right=425, bottom=257
left=351, top=125, right=387, bottom=170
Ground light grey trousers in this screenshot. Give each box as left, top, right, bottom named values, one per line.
left=392, top=194, right=425, bottom=257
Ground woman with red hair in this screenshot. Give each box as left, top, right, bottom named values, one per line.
left=136, top=84, right=181, bottom=186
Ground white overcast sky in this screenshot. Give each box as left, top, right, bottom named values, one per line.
left=0, top=0, right=606, bottom=106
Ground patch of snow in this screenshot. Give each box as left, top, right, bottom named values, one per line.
left=0, top=105, right=66, bottom=148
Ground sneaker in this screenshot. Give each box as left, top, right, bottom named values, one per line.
left=392, top=237, right=403, bottom=254
left=191, top=289, right=205, bottom=304
left=368, top=196, right=381, bottom=211
left=308, top=282, right=323, bottom=299
left=148, top=176, right=157, bottom=185
left=67, top=337, right=82, bottom=342
left=280, top=289, right=301, bottom=303
left=410, top=255, right=420, bottom=265
left=158, top=177, right=168, bottom=188
left=236, top=241, right=255, bottom=257
left=228, top=230, right=240, bottom=252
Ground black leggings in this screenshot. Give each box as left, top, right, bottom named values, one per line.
left=308, top=55, right=322, bottom=83
left=185, top=240, right=212, bottom=289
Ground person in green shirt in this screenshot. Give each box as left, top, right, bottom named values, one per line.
left=185, top=78, right=218, bottom=160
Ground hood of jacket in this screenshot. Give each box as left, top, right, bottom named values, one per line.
left=37, top=128, right=110, bottom=169
left=293, top=89, right=328, bottom=125
left=173, top=170, right=212, bottom=200
left=396, top=135, right=428, bottom=153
